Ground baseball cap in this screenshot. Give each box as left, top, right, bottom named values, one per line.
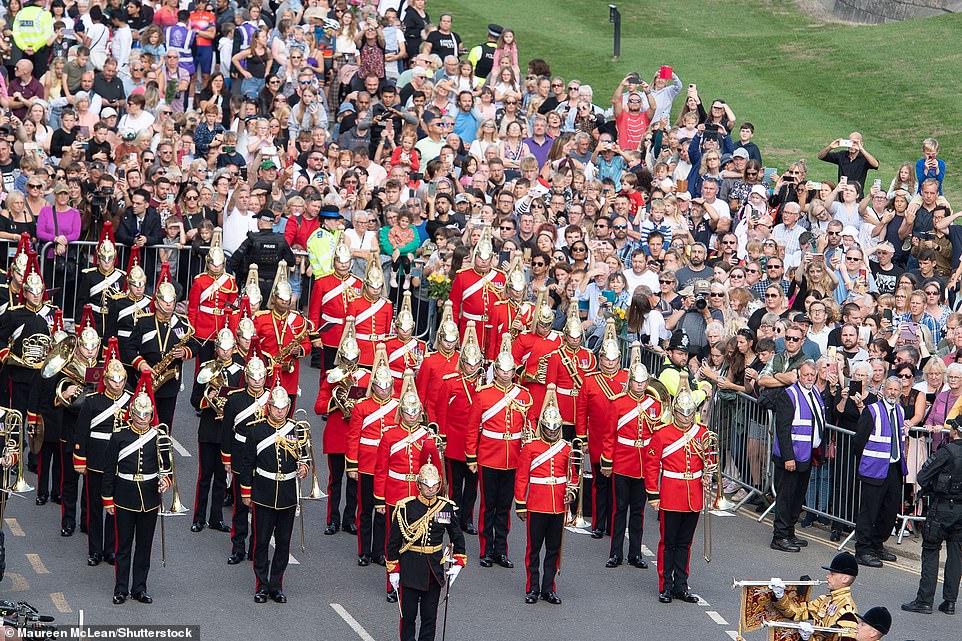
left=676, top=191, right=691, bottom=201
left=454, top=193, right=470, bottom=204
left=259, top=158, right=279, bottom=171
left=678, top=284, right=695, bottom=297
left=257, top=210, right=275, bottom=221
left=732, top=148, right=750, bottom=159
left=693, top=279, right=711, bottom=296
left=251, top=180, right=272, bottom=194
left=337, top=102, right=356, bottom=115
left=101, top=107, right=118, bottom=118
left=875, top=241, right=895, bottom=253
left=720, top=153, right=734, bottom=165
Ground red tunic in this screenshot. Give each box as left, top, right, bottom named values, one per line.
left=514, top=438, right=571, bottom=515
left=346, top=295, right=394, bottom=367
left=346, top=396, right=399, bottom=475
left=643, top=422, right=711, bottom=512
left=434, top=371, right=483, bottom=463
left=448, top=267, right=505, bottom=349
left=416, top=350, right=458, bottom=422
left=601, top=392, right=663, bottom=479
left=187, top=272, right=238, bottom=341
left=307, top=272, right=361, bottom=349
left=383, top=335, right=427, bottom=395
left=575, top=370, right=628, bottom=465
left=484, top=299, right=533, bottom=360
left=512, top=329, right=562, bottom=415
left=544, top=346, right=597, bottom=421
left=373, top=424, right=442, bottom=508
left=465, top=383, right=532, bottom=470
left=315, top=369, right=370, bottom=455
left=252, top=309, right=313, bottom=395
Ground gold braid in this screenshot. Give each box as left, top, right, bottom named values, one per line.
left=397, top=500, right=446, bottom=554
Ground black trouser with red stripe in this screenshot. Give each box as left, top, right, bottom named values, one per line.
left=524, top=512, right=564, bottom=595
left=85, top=470, right=115, bottom=557
left=384, top=505, right=396, bottom=593
left=610, top=474, right=645, bottom=560
left=194, top=442, right=226, bottom=525
left=657, top=510, right=699, bottom=594
left=446, top=459, right=477, bottom=528
left=591, top=462, right=612, bottom=532
left=400, top=573, right=442, bottom=641
left=37, top=441, right=61, bottom=500
left=356, top=473, right=384, bottom=558
left=114, top=507, right=158, bottom=597
left=326, top=453, right=357, bottom=528
left=60, top=440, right=81, bottom=530
left=229, top=475, right=250, bottom=557
left=251, top=503, right=295, bottom=593
left=478, top=466, right=515, bottom=558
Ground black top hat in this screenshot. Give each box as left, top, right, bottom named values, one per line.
left=821, top=552, right=858, bottom=578
left=855, top=606, right=891, bottom=635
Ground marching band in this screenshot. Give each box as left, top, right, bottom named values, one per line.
left=0, top=224, right=900, bottom=641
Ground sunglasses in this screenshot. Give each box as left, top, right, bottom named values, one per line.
left=27, top=183, right=42, bottom=188
left=765, top=293, right=780, bottom=298
left=612, top=225, right=627, bottom=230
left=659, top=279, right=672, bottom=284
left=899, top=373, right=914, bottom=379
left=572, top=247, right=587, bottom=252
left=785, top=336, right=801, bottom=342
left=845, top=256, right=861, bottom=261
left=767, top=264, right=782, bottom=269
left=551, top=83, right=563, bottom=88
left=499, top=225, right=513, bottom=230
left=827, top=231, right=841, bottom=236
left=532, top=261, right=546, bottom=267
left=505, top=101, right=518, bottom=105
left=709, top=292, right=725, bottom=298
left=185, top=195, right=199, bottom=201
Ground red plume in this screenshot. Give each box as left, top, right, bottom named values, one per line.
left=13, top=232, right=31, bottom=259
left=98, top=221, right=115, bottom=250
left=77, top=303, right=97, bottom=334
left=51, top=309, right=64, bottom=335
left=127, top=369, right=159, bottom=426
left=238, top=295, right=252, bottom=321
left=19, top=250, right=46, bottom=303
left=248, top=335, right=264, bottom=363
left=151, top=262, right=173, bottom=312
left=98, top=337, right=121, bottom=393
left=124, top=245, right=142, bottom=290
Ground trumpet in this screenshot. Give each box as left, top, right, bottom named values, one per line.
left=732, top=578, right=826, bottom=590
left=689, top=429, right=737, bottom=563
left=565, top=438, right=589, bottom=529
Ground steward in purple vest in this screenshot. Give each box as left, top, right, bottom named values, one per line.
left=853, top=376, right=906, bottom=568
left=771, top=362, right=824, bottom=553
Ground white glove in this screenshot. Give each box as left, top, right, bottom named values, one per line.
left=769, top=577, right=786, bottom=600
left=446, top=564, right=461, bottom=586
left=798, top=622, right=814, bottom=641
left=389, top=573, right=400, bottom=592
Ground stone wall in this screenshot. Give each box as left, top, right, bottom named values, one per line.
left=830, top=0, right=962, bottom=22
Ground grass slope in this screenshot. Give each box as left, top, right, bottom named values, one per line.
left=436, top=0, right=961, bottom=198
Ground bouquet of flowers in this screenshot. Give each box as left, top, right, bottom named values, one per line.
left=610, top=306, right=627, bottom=335
left=426, top=272, right=452, bottom=301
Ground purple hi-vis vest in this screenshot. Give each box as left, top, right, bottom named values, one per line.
left=774, top=384, right=823, bottom=464
left=858, top=402, right=907, bottom=480
left=164, top=23, right=194, bottom=67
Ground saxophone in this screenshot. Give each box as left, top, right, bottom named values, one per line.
left=272, top=319, right=315, bottom=374
left=152, top=325, right=195, bottom=391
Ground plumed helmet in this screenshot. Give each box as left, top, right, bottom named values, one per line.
left=395, top=290, right=415, bottom=334
left=245, top=355, right=267, bottom=383
left=97, top=221, right=117, bottom=263
left=236, top=317, right=256, bottom=341
left=335, top=316, right=361, bottom=367
left=538, top=384, right=563, bottom=443
left=599, top=319, right=620, bottom=362
left=268, top=366, right=290, bottom=409
left=472, top=223, right=495, bottom=262
left=334, top=230, right=352, bottom=264
left=673, top=389, right=697, bottom=418
left=433, top=301, right=459, bottom=353
left=130, top=391, right=154, bottom=420
left=628, top=342, right=648, bottom=384
left=156, top=281, right=177, bottom=304
left=531, top=287, right=553, bottom=331
left=369, top=344, right=393, bottom=395
left=397, top=371, right=422, bottom=420
left=244, top=264, right=262, bottom=307
left=206, top=227, right=226, bottom=269
left=494, top=332, right=515, bottom=375
left=125, top=246, right=147, bottom=289
left=270, top=260, right=293, bottom=303
left=563, top=302, right=583, bottom=340
left=23, top=270, right=44, bottom=296
left=363, top=257, right=385, bottom=292
left=505, top=255, right=527, bottom=293
left=416, top=463, right=441, bottom=488
left=215, top=327, right=236, bottom=351
left=458, top=322, right=483, bottom=371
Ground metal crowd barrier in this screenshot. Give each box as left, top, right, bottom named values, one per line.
left=708, top=390, right=776, bottom=511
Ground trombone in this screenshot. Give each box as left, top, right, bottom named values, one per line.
left=565, top=438, right=589, bottom=529
left=3, top=409, right=31, bottom=494
left=158, top=425, right=188, bottom=516
left=689, top=429, right=736, bottom=563
left=732, top=578, right=826, bottom=590
left=293, top=412, right=314, bottom=552
left=156, top=424, right=174, bottom=567
left=293, top=409, right=323, bottom=501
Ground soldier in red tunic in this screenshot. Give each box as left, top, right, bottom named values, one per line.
left=601, top=345, right=667, bottom=570
left=383, top=291, right=426, bottom=395
left=644, top=389, right=711, bottom=604
left=448, top=224, right=505, bottom=350
left=434, top=322, right=484, bottom=536
left=188, top=228, right=238, bottom=363
left=346, top=345, right=398, bottom=567
left=416, top=301, right=459, bottom=424
left=348, top=258, right=394, bottom=368
left=513, top=289, right=562, bottom=415
left=466, top=332, right=532, bottom=569
left=307, top=233, right=361, bottom=371
left=251, top=263, right=313, bottom=404
left=373, top=373, right=442, bottom=603
left=545, top=304, right=597, bottom=439
left=484, top=256, right=532, bottom=360
left=515, top=384, right=573, bottom=606
left=315, top=317, right=367, bottom=536
left=576, top=321, right=628, bottom=538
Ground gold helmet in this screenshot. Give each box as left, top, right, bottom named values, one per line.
left=23, top=271, right=45, bottom=297
left=96, top=221, right=117, bottom=263
left=397, top=371, right=422, bottom=422
left=237, top=317, right=256, bottom=341
left=458, top=321, right=483, bottom=372
left=125, top=246, right=147, bottom=290
left=673, top=388, right=697, bottom=419
left=207, top=227, right=226, bottom=270
left=154, top=262, right=176, bottom=304
left=268, top=366, right=290, bottom=409
left=215, top=327, right=236, bottom=352
left=530, top=287, right=554, bottom=331
left=270, top=261, right=292, bottom=304
left=128, top=370, right=156, bottom=422
left=244, top=264, right=262, bottom=308
left=334, top=230, right=352, bottom=265
left=335, top=316, right=361, bottom=368
left=538, top=384, right=563, bottom=443
left=10, top=233, right=31, bottom=278
left=76, top=304, right=101, bottom=352
left=395, top=290, right=415, bottom=334
left=472, top=223, right=495, bottom=262
left=363, top=256, right=385, bottom=294
left=100, top=337, right=126, bottom=389
left=628, top=341, right=649, bottom=384
left=416, top=462, right=441, bottom=489
left=505, top=254, right=527, bottom=294
left=493, top=332, right=515, bottom=375
left=433, top=301, right=459, bottom=353
left=368, top=344, right=393, bottom=397
left=245, top=338, right=268, bottom=382
left=563, top=300, right=583, bottom=340
left=599, top=319, right=620, bottom=363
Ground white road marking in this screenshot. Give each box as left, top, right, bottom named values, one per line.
left=4, top=572, right=28, bottom=592
left=169, top=436, right=191, bottom=457
left=268, top=535, right=299, bottom=564
left=727, top=631, right=739, bottom=640
left=26, top=553, right=49, bottom=574
left=331, top=603, right=377, bottom=641
left=706, top=611, right=728, bottom=625
left=4, top=518, right=24, bottom=536
left=50, top=592, right=72, bottom=613
left=640, top=544, right=654, bottom=557
left=696, top=595, right=710, bottom=607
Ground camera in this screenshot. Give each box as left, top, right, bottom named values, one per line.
left=694, top=295, right=707, bottom=311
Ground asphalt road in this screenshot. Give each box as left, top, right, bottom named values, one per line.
left=0, top=362, right=949, bottom=641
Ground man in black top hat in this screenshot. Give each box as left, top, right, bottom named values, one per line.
left=769, top=552, right=859, bottom=635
